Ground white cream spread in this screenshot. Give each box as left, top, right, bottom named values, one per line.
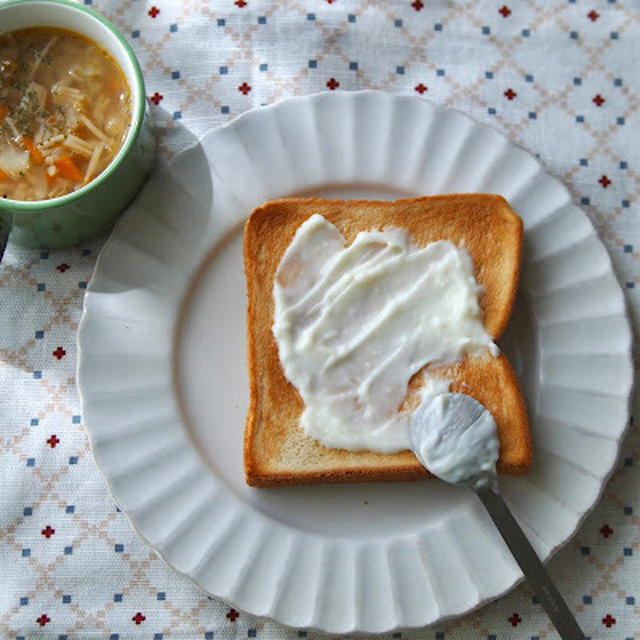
left=272, top=214, right=498, bottom=453
left=410, top=393, right=499, bottom=490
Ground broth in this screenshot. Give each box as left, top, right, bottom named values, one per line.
left=0, top=27, right=132, bottom=201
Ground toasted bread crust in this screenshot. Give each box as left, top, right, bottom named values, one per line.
left=244, top=195, right=530, bottom=487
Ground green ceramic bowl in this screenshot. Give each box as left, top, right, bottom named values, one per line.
left=0, top=0, right=154, bottom=249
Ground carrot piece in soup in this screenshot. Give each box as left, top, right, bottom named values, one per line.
left=0, top=169, right=9, bottom=181
left=55, top=156, right=83, bottom=182
left=22, top=137, right=44, bottom=165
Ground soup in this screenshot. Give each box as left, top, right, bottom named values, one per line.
left=0, top=27, right=131, bottom=201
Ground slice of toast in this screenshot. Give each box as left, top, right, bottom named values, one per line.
left=243, top=195, right=531, bottom=487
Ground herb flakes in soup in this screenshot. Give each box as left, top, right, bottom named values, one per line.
left=0, top=27, right=132, bottom=201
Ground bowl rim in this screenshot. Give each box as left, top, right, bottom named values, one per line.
left=0, top=0, right=146, bottom=211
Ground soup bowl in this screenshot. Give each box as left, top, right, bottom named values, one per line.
left=0, top=0, right=154, bottom=249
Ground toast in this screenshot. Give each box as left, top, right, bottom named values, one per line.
left=243, top=195, right=531, bottom=487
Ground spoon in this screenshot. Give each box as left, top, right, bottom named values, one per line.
left=410, top=393, right=585, bottom=640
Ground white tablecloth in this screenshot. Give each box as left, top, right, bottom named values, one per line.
left=1, top=1, right=638, bottom=638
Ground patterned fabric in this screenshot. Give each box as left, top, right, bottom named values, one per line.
left=1, top=1, right=638, bottom=638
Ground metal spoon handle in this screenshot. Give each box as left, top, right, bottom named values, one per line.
left=476, top=487, right=585, bottom=640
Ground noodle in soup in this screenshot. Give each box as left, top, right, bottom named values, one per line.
left=0, top=27, right=131, bottom=201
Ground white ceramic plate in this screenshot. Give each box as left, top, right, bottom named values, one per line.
left=78, top=91, right=633, bottom=634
